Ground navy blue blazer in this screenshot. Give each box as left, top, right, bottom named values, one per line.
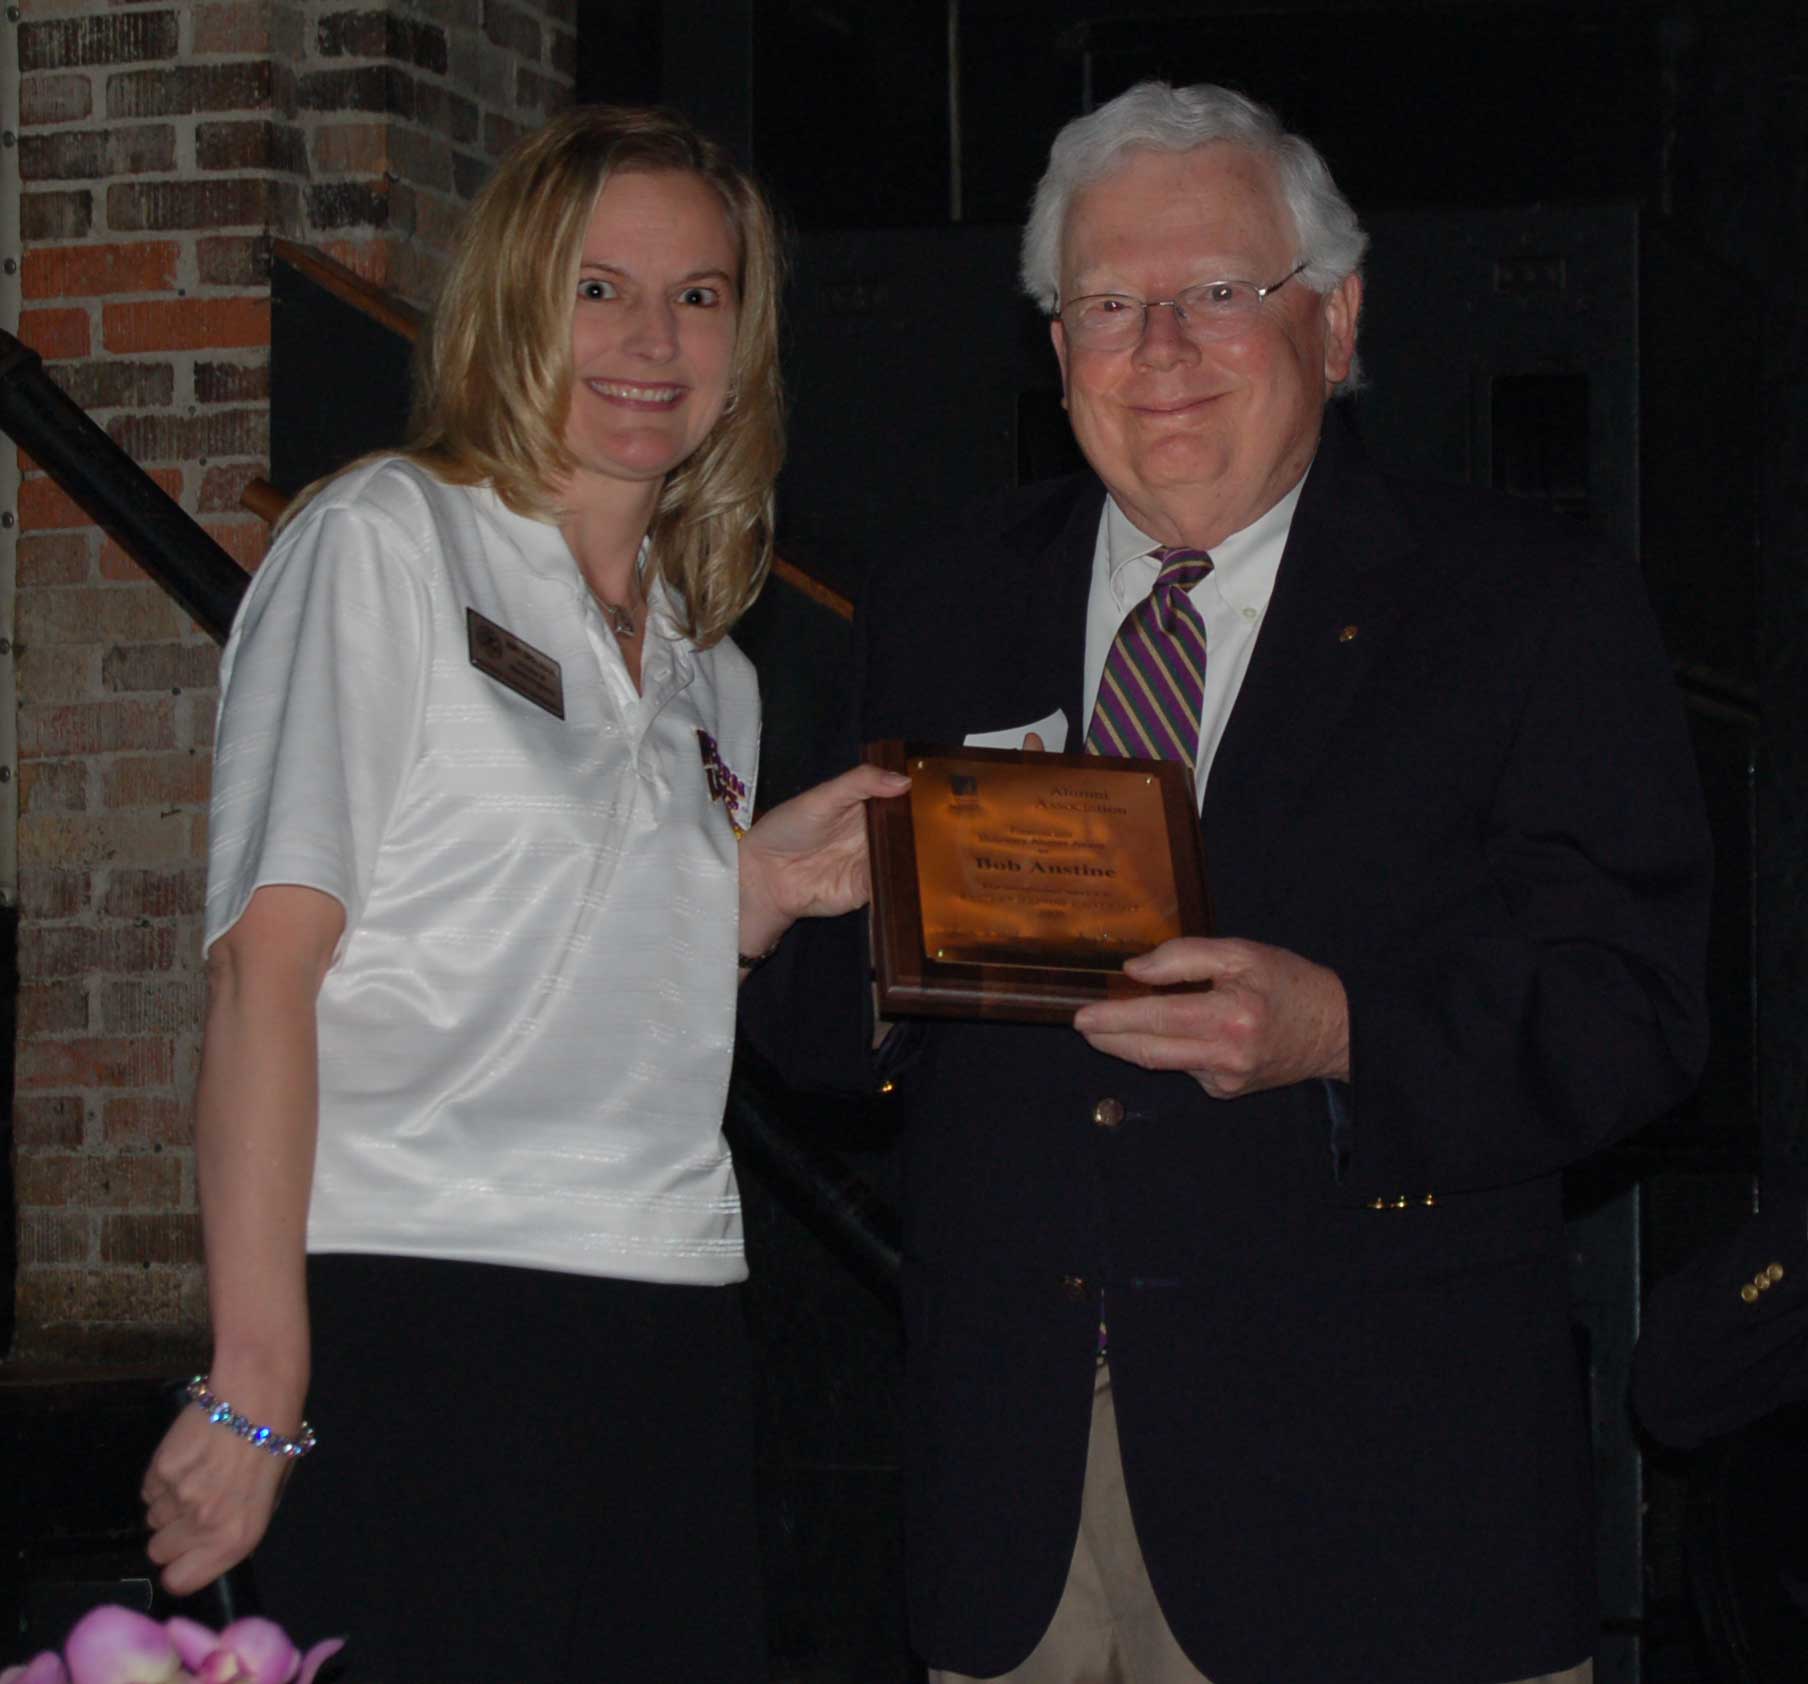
left=750, top=413, right=1711, bottom=1683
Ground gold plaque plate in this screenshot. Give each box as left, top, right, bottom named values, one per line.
left=863, top=741, right=1212, bottom=1024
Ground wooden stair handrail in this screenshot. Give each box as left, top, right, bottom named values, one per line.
left=271, top=237, right=424, bottom=343
left=771, top=557, right=853, bottom=622
left=241, top=476, right=289, bottom=526
left=241, top=476, right=854, bottom=624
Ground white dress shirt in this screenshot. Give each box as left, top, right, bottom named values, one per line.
left=1081, top=475, right=1305, bottom=805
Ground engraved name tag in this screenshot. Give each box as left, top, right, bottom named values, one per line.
left=466, top=607, right=565, bottom=720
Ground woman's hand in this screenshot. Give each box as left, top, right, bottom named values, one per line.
left=738, top=763, right=910, bottom=963
left=139, top=883, right=340, bottom=1595
left=142, top=1371, right=303, bottom=1596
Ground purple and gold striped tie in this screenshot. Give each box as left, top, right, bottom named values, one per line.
left=1085, top=545, right=1213, bottom=781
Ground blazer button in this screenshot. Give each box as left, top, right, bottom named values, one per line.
left=1092, top=1097, right=1125, bottom=1130
left=1765, top=1262, right=1786, bottom=1284
left=1060, top=1274, right=1089, bottom=1301
left=1741, top=1283, right=1761, bottom=1304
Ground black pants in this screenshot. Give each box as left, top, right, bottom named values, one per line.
left=253, top=1255, right=766, bottom=1683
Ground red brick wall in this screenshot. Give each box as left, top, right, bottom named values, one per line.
left=9, top=0, right=574, bottom=1364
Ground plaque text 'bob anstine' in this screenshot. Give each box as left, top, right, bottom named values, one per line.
left=910, top=759, right=1186, bottom=971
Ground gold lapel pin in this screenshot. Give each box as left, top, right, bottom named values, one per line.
left=1337, top=624, right=1360, bottom=643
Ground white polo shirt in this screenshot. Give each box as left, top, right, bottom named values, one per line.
left=207, top=458, right=761, bottom=1284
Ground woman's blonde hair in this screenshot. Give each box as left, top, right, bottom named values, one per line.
left=292, top=105, right=784, bottom=648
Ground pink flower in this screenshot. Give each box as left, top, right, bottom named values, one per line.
left=166, top=1620, right=340, bottom=1684
left=63, top=1610, right=185, bottom=1684
left=2, top=1609, right=341, bottom=1684
left=0, top=1651, right=71, bottom=1684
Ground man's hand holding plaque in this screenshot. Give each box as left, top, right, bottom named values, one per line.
left=862, top=740, right=1212, bottom=1024
left=1072, top=936, right=1351, bottom=1097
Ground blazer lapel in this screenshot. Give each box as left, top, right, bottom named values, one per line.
left=1006, top=475, right=1101, bottom=753
left=1202, top=418, right=1413, bottom=916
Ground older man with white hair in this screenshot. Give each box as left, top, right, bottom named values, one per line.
left=753, top=81, right=1710, bottom=1684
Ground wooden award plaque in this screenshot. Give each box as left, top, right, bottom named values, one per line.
left=862, top=740, right=1212, bottom=1024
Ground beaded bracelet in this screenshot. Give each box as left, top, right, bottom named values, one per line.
left=184, top=1375, right=318, bottom=1460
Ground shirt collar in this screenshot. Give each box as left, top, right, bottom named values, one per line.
left=476, top=486, right=659, bottom=596
left=474, top=484, right=576, bottom=583
left=1103, top=472, right=1307, bottom=611
left=475, top=487, right=688, bottom=666
left=481, top=487, right=670, bottom=619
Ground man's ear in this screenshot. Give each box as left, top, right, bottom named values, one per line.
left=1050, top=317, right=1070, bottom=410
left=1322, top=272, right=1362, bottom=389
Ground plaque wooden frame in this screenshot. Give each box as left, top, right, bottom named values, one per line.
left=862, top=739, right=1213, bottom=1025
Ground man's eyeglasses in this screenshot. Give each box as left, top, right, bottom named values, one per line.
left=1057, top=261, right=1311, bottom=350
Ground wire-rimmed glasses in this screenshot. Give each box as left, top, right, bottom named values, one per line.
left=1058, top=261, right=1311, bottom=350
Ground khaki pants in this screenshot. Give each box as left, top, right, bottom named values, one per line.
left=930, top=1363, right=1595, bottom=1684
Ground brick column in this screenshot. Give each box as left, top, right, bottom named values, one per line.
left=8, top=0, right=572, bottom=1364
left=282, top=0, right=575, bottom=308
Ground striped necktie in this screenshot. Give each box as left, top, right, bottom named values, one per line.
left=1085, top=545, right=1213, bottom=782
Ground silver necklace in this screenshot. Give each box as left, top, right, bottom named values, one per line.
left=591, top=546, right=648, bottom=640
left=603, top=548, right=651, bottom=639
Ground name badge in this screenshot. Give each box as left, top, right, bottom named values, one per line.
left=466, top=607, right=565, bottom=719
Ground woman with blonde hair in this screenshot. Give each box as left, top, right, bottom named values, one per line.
left=139, top=105, right=902, bottom=1681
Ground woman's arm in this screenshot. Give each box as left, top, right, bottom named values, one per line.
left=141, top=884, right=345, bottom=1597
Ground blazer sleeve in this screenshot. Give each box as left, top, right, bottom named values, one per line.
left=1333, top=537, right=1712, bottom=1195
left=1633, top=1170, right=1808, bottom=1449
